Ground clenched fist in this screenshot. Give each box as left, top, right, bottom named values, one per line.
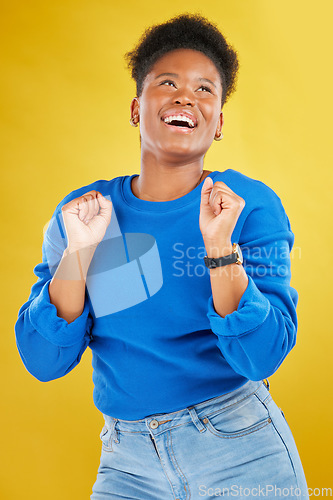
left=61, top=191, right=112, bottom=252
left=199, top=177, right=245, bottom=253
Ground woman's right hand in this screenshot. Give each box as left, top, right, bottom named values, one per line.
left=61, top=191, right=112, bottom=252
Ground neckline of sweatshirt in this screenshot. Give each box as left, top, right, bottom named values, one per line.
left=121, top=170, right=226, bottom=213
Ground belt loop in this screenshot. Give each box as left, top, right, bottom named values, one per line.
left=263, top=378, right=270, bottom=391
left=187, top=407, right=206, bottom=433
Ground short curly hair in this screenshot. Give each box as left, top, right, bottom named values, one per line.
left=124, top=13, right=239, bottom=108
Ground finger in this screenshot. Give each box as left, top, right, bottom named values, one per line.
left=210, top=193, right=223, bottom=215
left=79, top=194, right=95, bottom=223
left=210, top=190, right=224, bottom=214
left=84, top=193, right=92, bottom=222
left=87, top=191, right=101, bottom=218
left=93, top=193, right=100, bottom=215
left=211, top=190, right=234, bottom=215
left=200, top=177, right=214, bottom=208
left=78, top=196, right=89, bottom=220
left=96, top=192, right=112, bottom=217
left=84, top=194, right=96, bottom=223
left=212, top=190, right=245, bottom=216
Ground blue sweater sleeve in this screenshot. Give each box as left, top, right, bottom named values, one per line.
left=207, top=184, right=298, bottom=381
left=14, top=206, right=94, bottom=382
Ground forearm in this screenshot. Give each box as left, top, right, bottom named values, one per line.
left=205, top=241, right=249, bottom=318
left=49, top=245, right=96, bottom=323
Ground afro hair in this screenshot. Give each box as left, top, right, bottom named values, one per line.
left=124, top=13, right=239, bottom=108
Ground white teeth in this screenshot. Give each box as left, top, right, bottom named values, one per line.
left=163, top=115, right=195, bottom=127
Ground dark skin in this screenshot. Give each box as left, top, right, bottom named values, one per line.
left=129, top=48, right=224, bottom=202
left=50, top=49, right=247, bottom=323
left=129, top=48, right=249, bottom=317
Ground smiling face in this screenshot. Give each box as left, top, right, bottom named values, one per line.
left=130, top=48, right=224, bottom=163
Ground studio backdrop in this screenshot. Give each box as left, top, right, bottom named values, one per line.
left=1, top=1, right=332, bottom=498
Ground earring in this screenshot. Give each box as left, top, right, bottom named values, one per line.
left=130, top=116, right=139, bottom=127
left=214, top=131, right=223, bottom=141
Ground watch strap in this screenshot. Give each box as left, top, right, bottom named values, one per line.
left=204, top=252, right=238, bottom=268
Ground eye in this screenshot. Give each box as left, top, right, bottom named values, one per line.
left=198, top=85, right=212, bottom=93
left=160, top=79, right=176, bottom=88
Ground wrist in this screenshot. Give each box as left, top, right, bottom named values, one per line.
left=62, top=245, right=97, bottom=280
left=66, top=243, right=98, bottom=255
left=204, top=241, right=233, bottom=258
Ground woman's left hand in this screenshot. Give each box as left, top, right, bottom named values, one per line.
left=199, top=177, right=245, bottom=251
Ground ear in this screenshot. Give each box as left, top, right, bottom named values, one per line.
left=215, top=111, right=224, bottom=136
left=130, top=97, right=140, bottom=122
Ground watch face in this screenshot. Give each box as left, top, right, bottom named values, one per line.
left=235, top=243, right=243, bottom=264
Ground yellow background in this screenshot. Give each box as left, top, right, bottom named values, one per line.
left=1, top=1, right=332, bottom=498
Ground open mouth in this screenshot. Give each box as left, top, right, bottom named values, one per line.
left=161, top=115, right=197, bottom=133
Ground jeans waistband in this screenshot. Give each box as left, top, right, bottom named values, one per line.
left=102, top=379, right=269, bottom=437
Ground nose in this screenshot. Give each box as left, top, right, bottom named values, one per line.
left=172, top=87, right=195, bottom=106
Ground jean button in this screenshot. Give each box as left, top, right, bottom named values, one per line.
left=149, top=419, right=159, bottom=429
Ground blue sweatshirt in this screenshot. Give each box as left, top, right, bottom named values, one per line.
left=15, top=169, right=298, bottom=420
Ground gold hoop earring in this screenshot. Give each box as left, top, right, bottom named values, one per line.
left=130, top=117, right=139, bottom=127
left=214, top=131, right=223, bottom=141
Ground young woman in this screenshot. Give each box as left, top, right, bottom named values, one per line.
left=15, top=13, right=309, bottom=500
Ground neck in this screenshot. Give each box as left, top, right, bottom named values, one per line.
left=131, top=155, right=211, bottom=202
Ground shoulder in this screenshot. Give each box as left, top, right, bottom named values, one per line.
left=52, top=175, right=126, bottom=213
left=43, top=174, right=127, bottom=248
left=214, top=168, right=283, bottom=210
left=214, top=168, right=292, bottom=234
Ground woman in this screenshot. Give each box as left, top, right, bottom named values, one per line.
left=15, top=13, right=309, bottom=499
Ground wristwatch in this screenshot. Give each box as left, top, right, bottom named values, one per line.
left=204, top=243, right=243, bottom=269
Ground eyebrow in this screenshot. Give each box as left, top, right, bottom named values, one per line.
left=198, top=77, right=217, bottom=89
left=155, top=73, right=217, bottom=89
left=155, top=73, right=179, bottom=80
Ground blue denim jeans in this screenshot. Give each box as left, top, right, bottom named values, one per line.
left=91, top=379, right=309, bottom=499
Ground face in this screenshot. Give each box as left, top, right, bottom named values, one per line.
left=130, top=48, right=224, bottom=162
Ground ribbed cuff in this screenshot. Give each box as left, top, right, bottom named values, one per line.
left=207, top=274, right=270, bottom=338
left=28, top=280, right=91, bottom=347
